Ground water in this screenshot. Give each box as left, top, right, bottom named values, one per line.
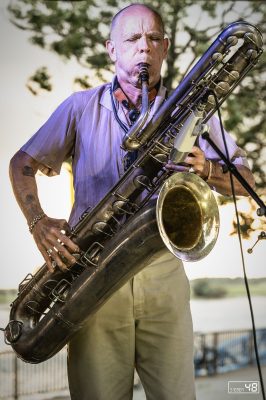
left=0, top=297, right=265, bottom=351
left=190, top=296, right=266, bottom=333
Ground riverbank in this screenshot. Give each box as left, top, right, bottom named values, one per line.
left=190, top=277, right=266, bottom=298
left=1, top=278, right=265, bottom=305
left=1, top=296, right=265, bottom=349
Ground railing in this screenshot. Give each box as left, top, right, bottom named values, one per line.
left=194, top=328, right=266, bottom=376
left=0, top=350, right=68, bottom=400
left=1, top=328, right=266, bottom=399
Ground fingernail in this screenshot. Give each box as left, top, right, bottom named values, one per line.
left=71, top=257, right=76, bottom=264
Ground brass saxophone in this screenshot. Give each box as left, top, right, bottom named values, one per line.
left=4, top=21, right=263, bottom=363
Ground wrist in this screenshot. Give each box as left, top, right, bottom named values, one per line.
left=28, top=212, right=46, bottom=234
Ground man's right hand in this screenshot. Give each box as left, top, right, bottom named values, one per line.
left=32, top=216, right=80, bottom=273
left=9, top=151, right=80, bottom=273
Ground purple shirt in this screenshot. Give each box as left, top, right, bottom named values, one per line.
left=21, top=80, right=248, bottom=226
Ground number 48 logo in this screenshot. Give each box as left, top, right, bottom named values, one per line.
left=228, top=381, right=260, bottom=394
left=245, top=382, right=259, bottom=393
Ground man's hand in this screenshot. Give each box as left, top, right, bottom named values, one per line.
left=9, top=151, right=80, bottom=273
left=165, top=146, right=210, bottom=179
left=32, top=216, right=80, bottom=273
left=165, top=145, right=256, bottom=196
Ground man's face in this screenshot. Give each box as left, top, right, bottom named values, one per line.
left=106, top=7, right=168, bottom=88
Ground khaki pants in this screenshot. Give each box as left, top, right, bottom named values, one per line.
left=68, top=253, right=195, bottom=400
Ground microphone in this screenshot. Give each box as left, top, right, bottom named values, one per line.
left=122, top=100, right=130, bottom=109
left=121, top=100, right=140, bottom=125
left=169, top=103, right=206, bottom=164
left=128, top=109, right=140, bottom=124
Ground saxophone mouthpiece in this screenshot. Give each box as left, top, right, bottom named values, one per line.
left=138, top=63, right=149, bottom=84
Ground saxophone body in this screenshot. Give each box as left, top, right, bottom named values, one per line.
left=4, top=21, right=263, bottom=363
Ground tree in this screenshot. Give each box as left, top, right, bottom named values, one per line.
left=7, top=0, right=266, bottom=190
left=192, top=278, right=227, bottom=298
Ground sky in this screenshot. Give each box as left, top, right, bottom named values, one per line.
left=0, top=1, right=265, bottom=289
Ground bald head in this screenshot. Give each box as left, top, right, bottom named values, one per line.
left=106, top=3, right=168, bottom=91
left=110, top=4, right=165, bottom=40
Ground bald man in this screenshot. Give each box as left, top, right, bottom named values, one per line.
left=10, top=3, right=254, bottom=399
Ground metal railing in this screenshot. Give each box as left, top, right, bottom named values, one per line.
left=1, top=328, right=266, bottom=399
left=194, top=328, right=266, bottom=376
left=0, top=350, right=68, bottom=400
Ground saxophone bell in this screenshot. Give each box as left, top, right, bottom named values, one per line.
left=157, top=172, right=219, bottom=262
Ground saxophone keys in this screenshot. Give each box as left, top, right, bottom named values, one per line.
left=212, top=52, right=223, bottom=62
left=214, top=81, right=230, bottom=95
left=226, top=35, right=238, bottom=46
left=246, top=48, right=258, bottom=60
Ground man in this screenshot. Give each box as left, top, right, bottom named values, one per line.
left=9, top=4, right=255, bottom=400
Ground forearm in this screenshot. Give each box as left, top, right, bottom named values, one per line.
left=207, top=161, right=256, bottom=197
left=166, top=146, right=256, bottom=197
left=9, top=150, right=44, bottom=225
left=9, top=150, right=79, bottom=272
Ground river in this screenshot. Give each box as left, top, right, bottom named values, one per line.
left=190, top=296, right=266, bottom=333
left=0, top=296, right=265, bottom=351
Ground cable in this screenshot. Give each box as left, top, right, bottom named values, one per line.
left=212, top=91, right=265, bottom=400
left=109, top=84, right=128, bottom=134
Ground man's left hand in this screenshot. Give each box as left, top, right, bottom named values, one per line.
left=165, top=146, right=209, bottom=180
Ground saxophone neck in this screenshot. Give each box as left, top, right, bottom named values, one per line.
left=122, top=63, right=150, bottom=151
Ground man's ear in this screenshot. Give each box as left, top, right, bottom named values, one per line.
left=106, top=39, right=117, bottom=62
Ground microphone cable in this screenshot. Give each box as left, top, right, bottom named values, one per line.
left=212, top=91, right=265, bottom=400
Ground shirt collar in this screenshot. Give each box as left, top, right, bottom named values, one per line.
left=112, top=76, right=160, bottom=109
left=100, top=76, right=167, bottom=115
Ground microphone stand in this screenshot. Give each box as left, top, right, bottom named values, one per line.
left=201, top=131, right=266, bottom=217
left=201, top=131, right=266, bottom=400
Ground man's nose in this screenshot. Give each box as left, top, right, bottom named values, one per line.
left=138, top=36, right=150, bottom=53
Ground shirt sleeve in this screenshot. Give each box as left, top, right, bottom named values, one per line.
left=21, top=94, right=77, bottom=176
left=198, top=115, right=250, bottom=168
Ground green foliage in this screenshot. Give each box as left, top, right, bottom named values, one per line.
left=0, top=289, right=17, bottom=304
left=7, top=0, right=266, bottom=188
left=192, top=278, right=227, bottom=298
left=74, top=75, right=92, bottom=90
left=192, top=278, right=266, bottom=298
left=26, top=66, right=52, bottom=95
left=8, top=0, right=114, bottom=64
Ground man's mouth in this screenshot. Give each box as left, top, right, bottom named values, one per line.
left=137, top=62, right=150, bottom=69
